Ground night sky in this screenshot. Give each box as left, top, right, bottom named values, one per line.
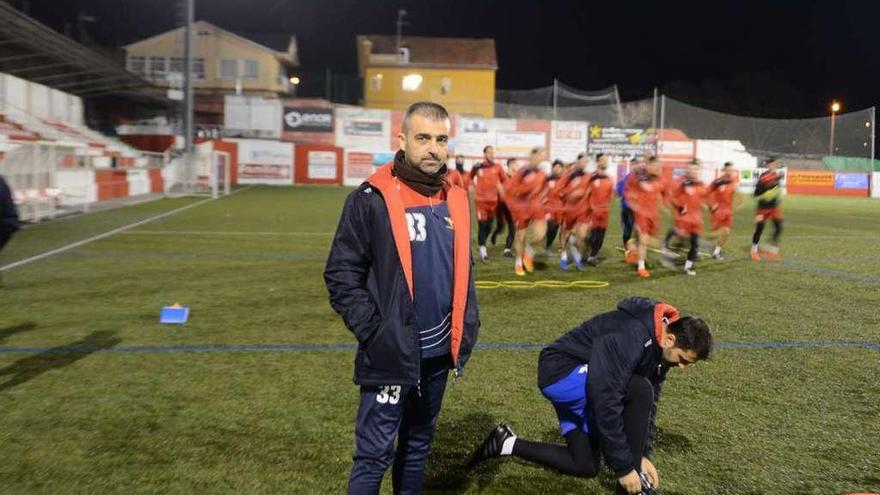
left=16, top=0, right=880, bottom=118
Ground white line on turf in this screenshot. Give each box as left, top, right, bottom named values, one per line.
left=120, top=230, right=334, bottom=236
left=19, top=193, right=169, bottom=227
left=729, top=234, right=879, bottom=239
left=0, top=186, right=256, bottom=272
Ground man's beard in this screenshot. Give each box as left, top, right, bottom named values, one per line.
left=409, top=156, right=444, bottom=175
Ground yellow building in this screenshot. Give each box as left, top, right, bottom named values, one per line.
left=357, top=35, right=497, bottom=117
left=123, top=21, right=298, bottom=98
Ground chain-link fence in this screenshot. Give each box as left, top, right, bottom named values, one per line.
left=496, top=80, right=649, bottom=126
left=494, top=82, right=876, bottom=170
left=660, top=96, right=875, bottom=167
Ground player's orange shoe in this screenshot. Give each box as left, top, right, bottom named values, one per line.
left=625, top=250, right=638, bottom=264
left=750, top=250, right=760, bottom=261
left=523, top=252, right=535, bottom=273
left=637, top=268, right=651, bottom=278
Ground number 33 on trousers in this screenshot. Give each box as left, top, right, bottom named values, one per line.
left=376, top=385, right=402, bottom=404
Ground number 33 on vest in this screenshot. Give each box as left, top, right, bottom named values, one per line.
left=405, top=213, right=427, bottom=241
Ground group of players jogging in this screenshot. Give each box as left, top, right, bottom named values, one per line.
left=450, top=145, right=785, bottom=278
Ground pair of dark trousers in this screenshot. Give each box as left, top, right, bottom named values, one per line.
left=348, top=355, right=450, bottom=495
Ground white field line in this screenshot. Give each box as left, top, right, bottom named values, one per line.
left=0, top=186, right=256, bottom=272
left=121, top=230, right=334, bottom=237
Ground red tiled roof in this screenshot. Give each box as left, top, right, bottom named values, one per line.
left=358, top=35, right=497, bottom=69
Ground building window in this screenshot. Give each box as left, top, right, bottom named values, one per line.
left=192, top=58, right=205, bottom=80
left=148, top=57, right=167, bottom=80
left=169, top=57, right=184, bottom=75
left=167, top=57, right=205, bottom=80
left=128, top=56, right=146, bottom=76
left=371, top=73, right=383, bottom=91
left=219, top=58, right=237, bottom=79
left=401, top=73, right=422, bottom=92
left=242, top=59, right=259, bottom=79
left=441, top=77, right=452, bottom=95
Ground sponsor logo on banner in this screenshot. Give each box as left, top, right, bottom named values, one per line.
left=461, top=117, right=489, bottom=133
left=658, top=140, right=695, bottom=158
left=344, top=120, right=384, bottom=136
left=234, top=139, right=293, bottom=184
left=240, top=163, right=290, bottom=179
left=587, top=126, right=652, bottom=156
left=555, top=129, right=582, bottom=140
left=496, top=131, right=546, bottom=158
left=246, top=149, right=291, bottom=163
left=335, top=108, right=391, bottom=151
left=283, top=107, right=333, bottom=132
left=346, top=152, right=374, bottom=181
left=787, top=171, right=834, bottom=186
left=307, top=151, right=337, bottom=180
left=550, top=121, right=589, bottom=163
left=833, top=173, right=869, bottom=190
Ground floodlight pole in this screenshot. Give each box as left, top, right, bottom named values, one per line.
left=396, top=9, right=407, bottom=51
left=183, top=0, right=194, bottom=193
left=552, top=78, right=558, bottom=120
left=658, top=95, right=666, bottom=156
left=651, top=87, right=658, bottom=130
left=829, top=108, right=837, bottom=156
left=871, top=106, right=876, bottom=165
left=613, top=85, right=624, bottom=126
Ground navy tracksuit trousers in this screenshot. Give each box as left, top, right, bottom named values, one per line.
left=348, top=355, right=450, bottom=495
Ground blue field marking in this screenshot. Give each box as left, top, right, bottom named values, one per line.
left=781, top=261, right=880, bottom=286
left=718, top=340, right=880, bottom=352
left=0, top=340, right=876, bottom=355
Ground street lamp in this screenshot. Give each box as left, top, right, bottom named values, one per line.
left=288, top=76, right=301, bottom=97
left=829, top=101, right=841, bottom=156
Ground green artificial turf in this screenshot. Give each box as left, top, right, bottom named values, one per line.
left=0, top=186, right=877, bottom=494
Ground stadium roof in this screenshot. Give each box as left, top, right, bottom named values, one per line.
left=0, top=2, right=166, bottom=102
left=124, top=21, right=299, bottom=66
left=358, top=35, right=497, bottom=70
left=235, top=32, right=296, bottom=53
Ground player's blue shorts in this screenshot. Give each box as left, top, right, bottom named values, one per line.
left=540, top=364, right=593, bottom=436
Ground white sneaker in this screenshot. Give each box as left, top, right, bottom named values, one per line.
left=685, top=268, right=697, bottom=276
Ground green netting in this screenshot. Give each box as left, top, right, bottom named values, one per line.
left=822, top=156, right=880, bottom=172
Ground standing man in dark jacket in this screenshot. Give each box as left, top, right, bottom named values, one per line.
left=325, top=101, right=479, bottom=495
left=0, top=173, right=19, bottom=255
left=472, top=297, right=712, bottom=494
